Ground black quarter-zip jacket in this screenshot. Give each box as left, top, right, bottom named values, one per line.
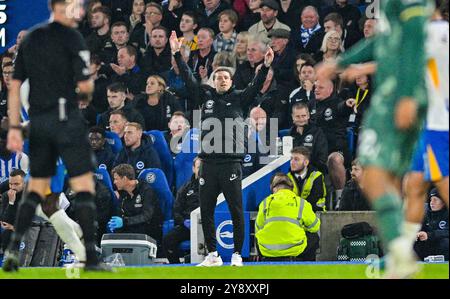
left=175, top=51, right=269, bottom=162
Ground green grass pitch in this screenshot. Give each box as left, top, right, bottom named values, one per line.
left=0, top=263, right=447, bottom=279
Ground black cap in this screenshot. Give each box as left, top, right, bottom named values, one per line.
left=429, top=188, right=441, bottom=199
left=260, top=0, right=280, bottom=11
left=268, top=28, right=290, bottom=39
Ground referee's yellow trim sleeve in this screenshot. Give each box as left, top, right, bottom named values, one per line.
left=400, top=6, right=427, bottom=22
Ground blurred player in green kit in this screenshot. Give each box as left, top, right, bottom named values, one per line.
left=317, top=0, right=433, bottom=278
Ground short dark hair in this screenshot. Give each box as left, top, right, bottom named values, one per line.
left=300, top=62, right=315, bottom=72
left=10, top=169, right=26, bottom=178
left=292, top=102, right=309, bottom=113
left=291, top=146, right=311, bottom=160
left=111, top=21, right=129, bottom=31
left=146, top=2, right=163, bottom=14
left=107, top=82, right=127, bottom=93
left=351, top=158, right=361, bottom=167
left=92, top=6, right=112, bottom=24
left=110, top=109, right=128, bottom=120
left=324, top=13, right=344, bottom=29
left=112, top=164, right=136, bottom=180
left=49, top=0, right=66, bottom=9
left=213, top=67, right=233, bottom=80
left=89, top=126, right=106, bottom=137
left=121, top=45, right=138, bottom=59
left=182, top=11, right=198, bottom=25
left=90, top=54, right=101, bottom=66
left=151, top=25, right=169, bottom=38
left=2, top=62, right=14, bottom=70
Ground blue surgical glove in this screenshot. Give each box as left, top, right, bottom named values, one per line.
left=108, top=216, right=124, bottom=232
left=183, top=219, right=191, bottom=229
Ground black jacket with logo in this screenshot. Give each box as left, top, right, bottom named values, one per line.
left=290, top=123, right=328, bottom=174
left=134, top=91, right=183, bottom=131
left=175, top=51, right=269, bottom=161
left=422, top=205, right=449, bottom=242
left=313, top=95, right=352, bottom=153
left=173, top=175, right=200, bottom=226
left=113, top=134, right=162, bottom=177
left=116, top=180, right=163, bottom=243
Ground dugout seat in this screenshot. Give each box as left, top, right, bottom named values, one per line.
left=174, top=128, right=200, bottom=190
left=94, top=167, right=118, bottom=208
left=144, top=130, right=174, bottom=188
left=278, top=129, right=290, bottom=138
left=105, top=131, right=123, bottom=154
left=138, top=168, right=174, bottom=222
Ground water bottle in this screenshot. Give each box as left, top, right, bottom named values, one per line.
left=424, top=255, right=445, bottom=263
left=282, top=136, right=293, bottom=156
left=276, top=137, right=283, bottom=156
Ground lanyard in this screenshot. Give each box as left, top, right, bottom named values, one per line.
left=355, top=88, right=369, bottom=109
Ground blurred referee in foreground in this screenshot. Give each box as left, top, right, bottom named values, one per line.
left=3, top=0, right=108, bottom=271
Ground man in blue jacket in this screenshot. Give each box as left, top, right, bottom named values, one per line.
left=113, top=122, right=161, bottom=177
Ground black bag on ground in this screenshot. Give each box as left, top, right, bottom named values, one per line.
left=341, top=222, right=373, bottom=239
left=337, top=222, right=381, bottom=261
left=19, top=221, right=63, bottom=267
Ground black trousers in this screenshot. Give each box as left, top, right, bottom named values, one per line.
left=199, top=160, right=244, bottom=253
left=162, top=225, right=190, bottom=264
left=414, top=238, right=449, bottom=261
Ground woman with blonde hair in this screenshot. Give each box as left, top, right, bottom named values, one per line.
left=232, top=31, right=250, bottom=66
left=314, top=30, right=345, bottom=63
left=134, top=75, right=183, bottom=131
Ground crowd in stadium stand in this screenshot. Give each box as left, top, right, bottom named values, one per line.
left=0, top=0, right=384, bottom=263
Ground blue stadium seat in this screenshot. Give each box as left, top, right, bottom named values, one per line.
left=163, top=219, right=190, bottom=252
left=144, top=130, right=174, bottom=188
left=94, top=167, right=118, bottom=208
left=138, top=168, right=174, bottom=221
left=346, top=127, right=356, bottom=157
left=105, top=131, right=123, bottom=154
left=174, top=128, right=200, bottom=190
left=278, top=129, right=290, bottom=138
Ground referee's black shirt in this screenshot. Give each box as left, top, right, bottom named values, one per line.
left=13, top=22, right=91, bottom=117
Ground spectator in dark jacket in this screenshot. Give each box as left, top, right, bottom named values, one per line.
left=111, top=45, right=147, bottom=99
left=162, top=157, right=201, bottom=263
left=243, top=107, right=270, bottom=178
left=290, top=102, right=328, bottom=174
left=414, top=188, right=449, bottom=261
left=67, top=176, right=114, bottom=246
left=339, top=159, right=371, bottom=211
left=321, top=0, right=361, bottom=33
left=250, top=66, right=290, bottom=129
left=0, top=169, right=25, bottom=251
left=291, top=6, right=324, bottom=56
left=88, top=126, right=116, bottom=172
left=113, top=122, right=162, bottom=176
left=196, top=0, right=231, bottom=35
left=134, top=75, right=183, bottom=131
left=97, top=82, right=145, bottom=130
left=313, top=78, right=353, bottom=203
left=233, top=38, right=266, bottom=90
left=141, top=26, right=173, bottom=77
left=109, top=163, right=163, bottom=244
left=268, top=28, right=297, bottom=88
left=90, top=54, right=111, bottom=114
